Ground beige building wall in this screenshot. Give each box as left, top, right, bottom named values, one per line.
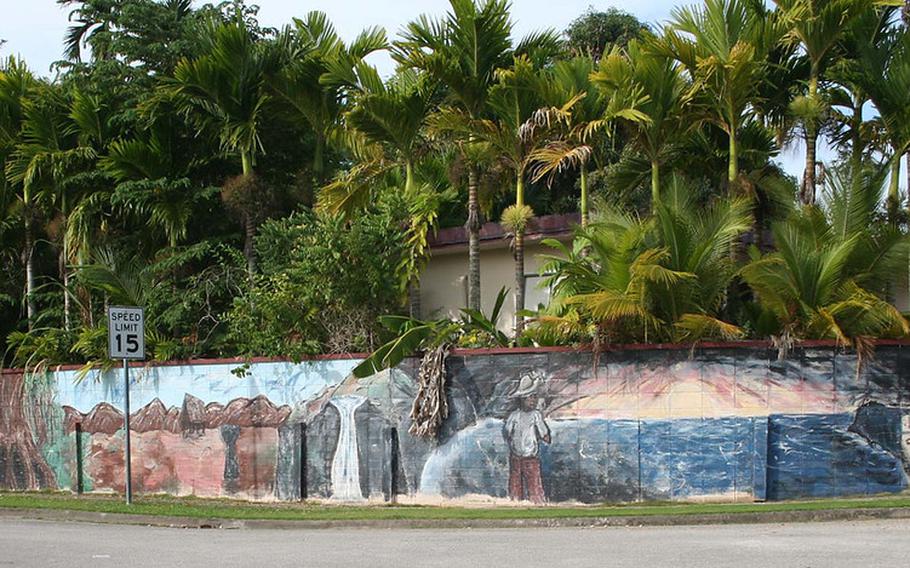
left=421, top=232, right=910, bottom=334
left=418, top=242, right=560, bottom=333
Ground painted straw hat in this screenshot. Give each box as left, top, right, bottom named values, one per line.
left=511, top=371, right=544, bottom=398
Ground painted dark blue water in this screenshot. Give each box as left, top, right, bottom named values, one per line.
left=417, top=412, right=906, bottom=503
left=767, top=413, right=906, bottom=499
left=540, top=419, right=642, bottom=503
left=638, top=417, right=767, bottom=500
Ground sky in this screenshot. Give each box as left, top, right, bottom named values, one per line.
left=0, top=0, right=842, bottom=184
left=1, top=0, right=678, bottom=76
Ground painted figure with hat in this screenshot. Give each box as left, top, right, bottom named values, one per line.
left=503, top=370, right=551, bottom=503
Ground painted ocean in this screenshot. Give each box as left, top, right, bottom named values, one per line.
left=418, top=413, right=907, bottom=503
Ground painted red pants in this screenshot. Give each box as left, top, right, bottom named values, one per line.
left=508, top=454, right=545, bottom=503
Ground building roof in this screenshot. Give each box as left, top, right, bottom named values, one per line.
left=428, top=212, right=580, bottom=253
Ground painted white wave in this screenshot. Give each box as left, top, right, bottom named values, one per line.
left=418, top=418, right=504, bottom=495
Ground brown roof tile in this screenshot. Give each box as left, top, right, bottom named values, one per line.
left=429, top=213, right=579, bottom=250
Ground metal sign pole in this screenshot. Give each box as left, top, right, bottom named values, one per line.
left=123, top=358, right=132, bottom=505
left=108, top=305, right=143, bottom=505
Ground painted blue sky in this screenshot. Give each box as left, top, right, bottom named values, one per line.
left=53, top=359, right=357, bottom=412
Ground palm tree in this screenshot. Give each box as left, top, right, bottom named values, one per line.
left=528, top=55, right=649, bottom=225
left=6, top=80, right=101, bottom=332
left=320, top=66, right=437, bottom=201
left=742, top=165, right=909, bottom=349
left=533, top=177, right=750, bottom=345
left=774, top=0, right=868, bottom=205
left=591, top=40, right=690, bottom=205
left=270, top=11, right=387, bottom=183
left=167, top=20, right=279, bottom=274
left=658, top=0, right=774, bottom=191
left=538, top=212, right=686, bottom=344
left=826, top=5, right=895, bottom=196
left=57, top=0, right=116, bottom=62
left=431, top=55, right=555, bottom=332
left=826, top=77, right=871, bottom=191
left=61, top=89, right=113, bottom=329
left=650, top=178, right=752, bottom=339
left=842, top=26, right=910, bottom=210
left=0, top=58, right=38, bottom=327
left=100, top=115, right=202, bottom=248
left=5, top=85, right=102, bottom=331
left=318, top=65, right=444, bottom=318
left=395, top=0, right=557, bottom=311
left=527, top=56, right=602, bottom=227
left=823, top=166, right=906, bottom=293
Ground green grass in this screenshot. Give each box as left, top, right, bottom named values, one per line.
left=2, top=492, right=910, bottom=522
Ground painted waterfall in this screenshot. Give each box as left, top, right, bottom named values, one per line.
left=329, top=396, right=366, bottom=501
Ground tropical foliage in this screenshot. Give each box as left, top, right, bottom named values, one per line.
left=2, top=0, right=910, bottom=369
left=527, top=178, right=751, bottom=346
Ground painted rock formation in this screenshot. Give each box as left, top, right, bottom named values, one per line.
left=82, top=402, right=124, bottom=435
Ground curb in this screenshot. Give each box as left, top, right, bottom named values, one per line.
left=2, top=506, right=910, bottom=530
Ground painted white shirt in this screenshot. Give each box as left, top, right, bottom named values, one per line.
left=504, top=409, right=550, bottom=458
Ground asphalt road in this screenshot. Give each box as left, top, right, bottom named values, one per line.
left=1, top=518, right=908, bottom=568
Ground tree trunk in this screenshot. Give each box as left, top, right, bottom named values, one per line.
left=905, top=152, right=909, bottom=213
left=851, top=90, right=864, bottom=196
left=726, top=98, right=740, bottom=191
left=513, top=228, right=525, bottom=335
left=466, top=166, right=482, bottom=311
left=580, top=164, right=589, bottom=227
left=78, top=286, right=93, bottom=328
left=0, top=370, right=57, bottom=490
left=408, top=277, right=421, bottom=320
left=61, top=250, right=70, bottom=332
left=513, top=176, right=526, bottom=335
left=314, top=135, right=325, bottom=183
left=889, top=154, right=901, bottom=211
left=23, top=215, right=36, bottom=330
left=802, top=128, right=818, bottom=206
left=241, top=152, right=257, bottom=276
left=651, top=158, right=660, bottom=208
left=60, top=214, right=71, bottom=332
left=801, top=70, right=819, bottom=206
left=405, top=161, right=415, bottom=195
left=243, top=214, right=257, bottom=276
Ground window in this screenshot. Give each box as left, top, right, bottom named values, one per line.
left=524, top=273, right=553, bottom=311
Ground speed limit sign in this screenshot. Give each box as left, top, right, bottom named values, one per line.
left=108, top=305, right=145, bottom=360
left=107, top=305, right=144, bottom=505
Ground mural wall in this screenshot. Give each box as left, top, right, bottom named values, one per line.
left=2, top=344, right=910, bottom=504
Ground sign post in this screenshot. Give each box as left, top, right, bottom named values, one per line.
left=107, top=306, right=145, bottom=504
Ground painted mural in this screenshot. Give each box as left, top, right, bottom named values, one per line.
left=2, top=345, right=910, bottom=504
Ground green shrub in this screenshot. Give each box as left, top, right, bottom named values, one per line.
left=227, top=206, right=410, bottom=357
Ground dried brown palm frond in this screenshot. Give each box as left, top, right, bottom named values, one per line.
left=409, top=343, right=450, bottom=439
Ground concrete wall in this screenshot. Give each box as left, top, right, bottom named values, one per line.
left=419, top=243, right=554, bottom=332
left=2, top=344, right=909, bottom=504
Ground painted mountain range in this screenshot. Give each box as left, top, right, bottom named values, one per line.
left=63, top=394, right=292, bottom=435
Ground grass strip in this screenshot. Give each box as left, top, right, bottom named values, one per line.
left=2, top=492, right=910, bottom=522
